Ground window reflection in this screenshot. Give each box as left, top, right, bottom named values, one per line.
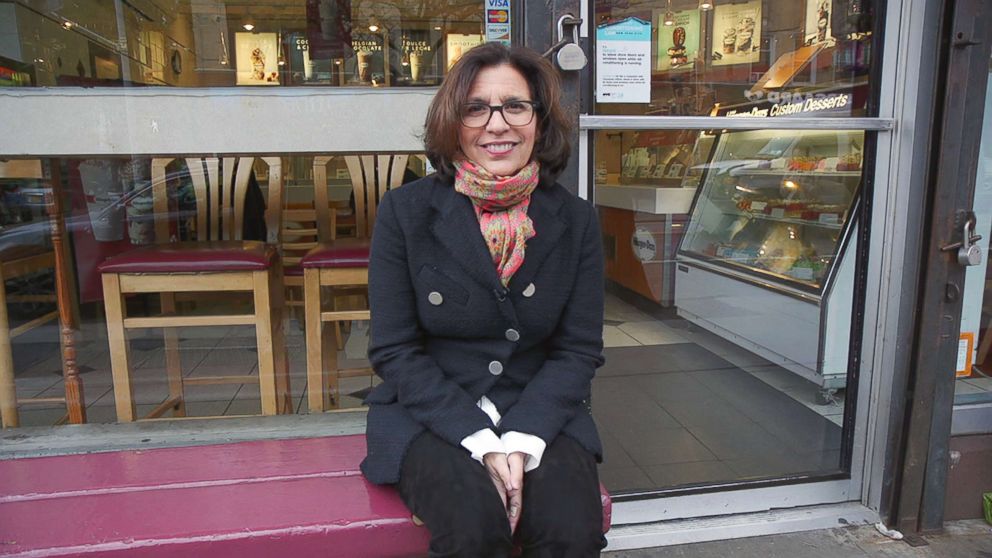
left=594, top=0, right=877, bottom=117
left=4, top=1, right=487, bottom=88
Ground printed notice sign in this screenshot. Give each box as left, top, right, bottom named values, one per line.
left=596, top=17, right=652, bottom=103
left=957, top=332, right=975, bottom=377
left=485, top=0, right=511, bottom=45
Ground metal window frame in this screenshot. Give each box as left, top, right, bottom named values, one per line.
left=578, top=0, right=947, bottom=537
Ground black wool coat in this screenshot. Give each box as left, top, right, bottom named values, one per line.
left=360, top=173, right=605, bottom=485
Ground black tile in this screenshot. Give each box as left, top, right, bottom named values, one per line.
left=685, top=416, right=795, bottom=462
left=592, top=377, right=681, bottom=431
left=600, top=344, right=738, bottom=377
left=597, top=466, right=653, bottom=492
left=611, top=424, right=716, bottom=466
left=641, top=461, right=738, bottom=488
left=632, top=372, right=715, bottom=403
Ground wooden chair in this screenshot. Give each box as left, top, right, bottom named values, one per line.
left=0, top=159, right=85, bottom=428
left=98, top=157, right=291, bottom=422
left=303, top=154, right=409, bottom=412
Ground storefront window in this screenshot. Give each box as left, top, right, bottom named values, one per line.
left=592, top=127, right=863, bottom=491
left=593, top=0, right=877, bottom=117
left=1, top=154, right=428, bottom=426
left=955, top=56, right=992, bottom=405
left=2, top=1, right=490, bottom=88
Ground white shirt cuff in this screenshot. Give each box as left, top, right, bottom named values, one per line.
left=460, top=428, right=503, bottom=465
left=501, top=431, right=547, bottom=472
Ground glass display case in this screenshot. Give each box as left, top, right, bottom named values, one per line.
left=679, top=129, right=864, bottom=294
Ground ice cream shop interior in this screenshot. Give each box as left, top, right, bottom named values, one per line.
left=0, top=0, right=991, bottom=542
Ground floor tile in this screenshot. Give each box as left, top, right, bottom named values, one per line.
left=632, top=372, right=715, bottom=403
left=597, top=466, right=653, bottom=492
left=598, top=428, right=636, bottom=469
left=962, top=376, right=992, bottom=391
left=618, top=321, right=689, bottom=346
left=612, top=425, right=716, bottom=466
left=592, top=378, right=681, bottom=431
left=603, top=325, right=641, bottom=348
left=641, top=460, right=738, bottom=488
left=604, top=295, right=653, bottom=324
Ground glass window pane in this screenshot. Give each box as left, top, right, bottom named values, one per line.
left=4, top=1, right=489, bottom=88
left=593, top=128, right=867, bottom=491
left=593, top=0, right=879, bottom=117
left=2, top=154, right=426, bottom=427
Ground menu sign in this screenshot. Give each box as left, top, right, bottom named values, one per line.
left=656, top=9, right=700, bottom=72
left=804, top=0, right=833, bottom=44
left=710, top=1, right=762, bottom=67
left=446, top=34, right=484, bottom=69
left=349, top=32, right=384, bottom=84
left=235, top=32, right=280, bottom=85
left=402, top=31, right=433, bottom=82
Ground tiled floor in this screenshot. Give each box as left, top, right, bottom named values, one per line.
left=7, top=293, right=990, bottom=497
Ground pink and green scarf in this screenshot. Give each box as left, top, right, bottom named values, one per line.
left=453, top=159, right=540, bottom=287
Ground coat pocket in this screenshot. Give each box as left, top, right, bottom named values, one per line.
left=416, top=265, right=470, bottom=306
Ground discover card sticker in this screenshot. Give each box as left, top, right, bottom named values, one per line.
left=596, top=17, right=652, bottom=103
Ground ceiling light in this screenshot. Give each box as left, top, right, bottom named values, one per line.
left=61, top=20, right=74, bottom=30
left=699, top=0, right=713, bottom=10
left=664, top=11, right=675, bottom=25
left=368, top=23, right=380, bottom=32
left=243, top=23, right=255, bottom=31
left=34, top=58, right=45, bottom=63
left=434, top=25, right=442, bottom=30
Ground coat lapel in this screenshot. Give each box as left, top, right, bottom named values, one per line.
left=507, top=185, right=567, bottom=292
left=429, top=182, right=502, bottom=290
left=429, top=179, right=568, bottom=295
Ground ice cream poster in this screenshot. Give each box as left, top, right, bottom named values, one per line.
left=710, top=1, right=762, bottom=67
left=804, top=0, right=833, bottom=44
left=656, top=9, right=700, bottom=72
left=596, top=17, right=652, bottom=103
left=235, top=32, right=280, bottom=85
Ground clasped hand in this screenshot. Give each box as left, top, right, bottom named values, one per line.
left=483, top=451, right=526, bottom=534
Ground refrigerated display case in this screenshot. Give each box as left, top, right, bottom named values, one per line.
left=674, top=129, right=865, bottom=398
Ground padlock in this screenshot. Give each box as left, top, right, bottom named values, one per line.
left=958, top=220, right=983, bottom=266
left=556, top=15, right=587, bottom=71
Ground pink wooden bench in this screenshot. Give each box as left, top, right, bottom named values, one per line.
left=0, top=434, right=610, bottom=557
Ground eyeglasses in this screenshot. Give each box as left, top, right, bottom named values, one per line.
left=461, top=100, right=539, bottom=128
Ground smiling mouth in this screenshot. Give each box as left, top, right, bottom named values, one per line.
left=482, top=142, right=517, bottom=155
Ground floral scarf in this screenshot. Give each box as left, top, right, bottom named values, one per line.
left=453, top=159, right=540, bottom=287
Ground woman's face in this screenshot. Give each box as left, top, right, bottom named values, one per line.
left=457, top=64, right=538, bottom=177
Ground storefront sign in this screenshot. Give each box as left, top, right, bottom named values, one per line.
left=656, top=10, right=699, bottom=72
left=485, top=0, right=512, bottom=45
left=596, top=17, right=652, bottom=103
left=235, top=32, right=280, bottom=85
left=446, top=34, right=484, bottom=69
left=710, top=1, right=762, bottom=67
left=804, top=0, right=833, bottom=44
left=725, top=92, right=852, bottom=118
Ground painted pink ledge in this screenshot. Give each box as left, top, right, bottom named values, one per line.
left=0, top=435, right=610, bottom=557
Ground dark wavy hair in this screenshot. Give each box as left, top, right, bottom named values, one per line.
left=424, top=42, right=572, bottom=185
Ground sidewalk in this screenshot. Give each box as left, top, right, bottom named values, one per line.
left=606, top=520, right=992, bottom=557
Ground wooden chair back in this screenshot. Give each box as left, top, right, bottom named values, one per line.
left=311, top=155, right=409, bottom=243
left=151, top=157, right=283, bottom=244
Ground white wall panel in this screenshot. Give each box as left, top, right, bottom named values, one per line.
left=0, top=88, right=437, bottom=156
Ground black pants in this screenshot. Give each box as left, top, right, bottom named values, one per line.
left=398, top=431, right=606, bottom=558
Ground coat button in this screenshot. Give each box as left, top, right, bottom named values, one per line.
left=428, top=291, right=443, bottom=305
left=488, top=361, right=503, bottom=375
left=505, top=328, right=520, bottom=342
left=522, top=283, right=536, bottom=297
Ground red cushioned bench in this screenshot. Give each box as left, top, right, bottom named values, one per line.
left=0, top=435, right=610, bottom=557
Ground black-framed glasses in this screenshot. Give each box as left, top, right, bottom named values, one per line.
left=461, top=101, right=539, bottom=128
